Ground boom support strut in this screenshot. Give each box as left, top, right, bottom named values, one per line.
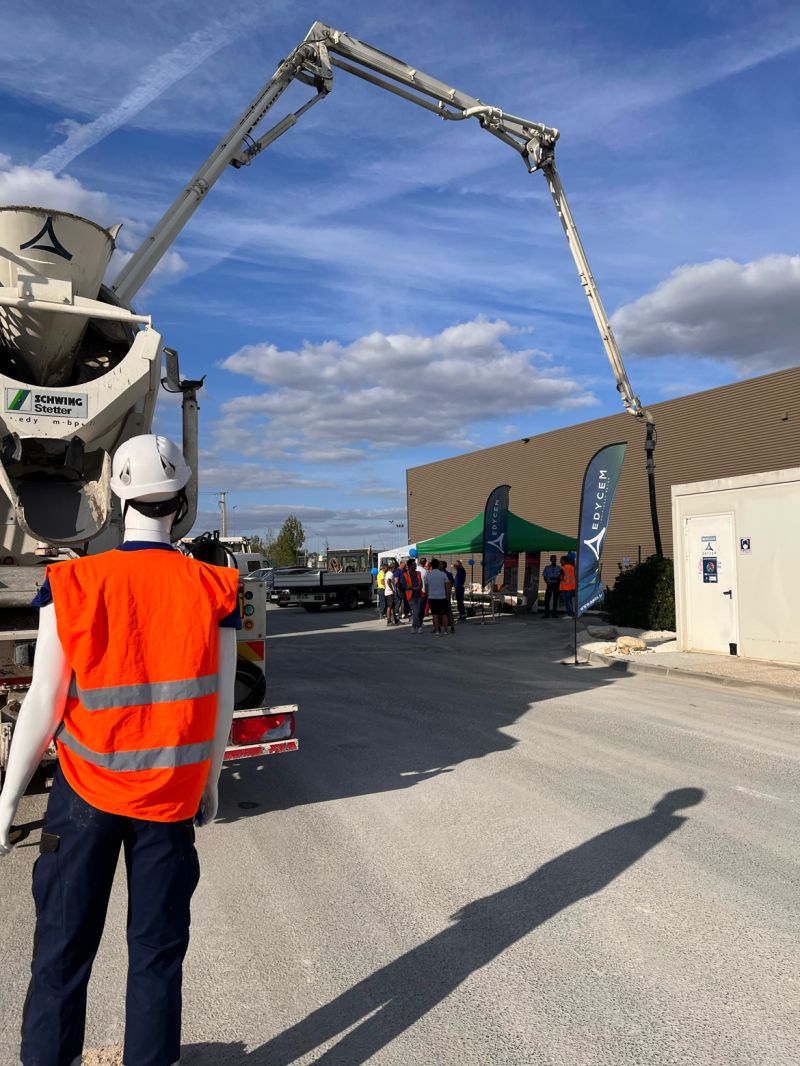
left=112, top=20, right=663, bottom=556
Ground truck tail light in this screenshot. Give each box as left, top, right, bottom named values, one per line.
left=230, top=712, right=294, bottom=746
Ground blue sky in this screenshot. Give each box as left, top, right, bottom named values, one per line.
left=1, top=1, right=798, bottom=552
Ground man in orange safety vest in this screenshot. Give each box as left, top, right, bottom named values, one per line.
left=403, top=558, right=425, bottom=632
left=559, top=554, right=576, bottom=618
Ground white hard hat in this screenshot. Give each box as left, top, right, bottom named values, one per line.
left=110, top=434, right=191, bottom=501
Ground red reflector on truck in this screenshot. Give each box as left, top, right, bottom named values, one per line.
left=223, top=738, right=299, bottom=760
left=230, top=712, right=294, bottom=745
left=224, top=744, right=263, bottom=760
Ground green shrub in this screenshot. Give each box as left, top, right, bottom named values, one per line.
left=604, top=555, right=676, bottom=630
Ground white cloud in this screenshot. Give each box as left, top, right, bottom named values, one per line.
left=300, top=446, right=370, bottom=463
left=219, top=318, right=596, bottom=453
left=198, top=461, right=325, bottom=491
left=0, top=158, right=192, bottom=292
left=35, top=13, right=256, bottom=174
left=541, top=16, right=800, bottom=139
left=206, top=422, right=369, bottom=464
left=348, top=483, right=407, bottom=500
left=107, top=247, right=188, bottom=288
left=612, top=255, right=800, bottom=374
left=191, top=502, right=406, bottom=545
left=0, top=161, right=115, bottom=223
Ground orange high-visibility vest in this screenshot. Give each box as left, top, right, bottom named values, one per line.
left=47, top=549, right=239, bottom=822
left=560, top=563, right=576, bottom=591
left=403, top=569, right=423, bottom=601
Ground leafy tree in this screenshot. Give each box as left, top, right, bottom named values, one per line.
left=271, top=515, right=305, bottom=566
left=249, top=530, right=276, bottom=562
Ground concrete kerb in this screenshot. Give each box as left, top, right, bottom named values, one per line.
left=580, top=647, right=800, bottom=702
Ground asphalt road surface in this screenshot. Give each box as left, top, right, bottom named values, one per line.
left=1, top=605, right=798, bottom=1065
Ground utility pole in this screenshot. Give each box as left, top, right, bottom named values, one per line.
left=218, top=492, right=228, bottom=537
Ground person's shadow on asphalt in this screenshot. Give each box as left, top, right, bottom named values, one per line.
left=184, top=787, right=704, bottom=1065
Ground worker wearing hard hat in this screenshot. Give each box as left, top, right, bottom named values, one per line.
left=0, top=434, right=240, bottom=1066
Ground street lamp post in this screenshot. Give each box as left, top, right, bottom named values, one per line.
left=218, top=491, right=228, bottom=537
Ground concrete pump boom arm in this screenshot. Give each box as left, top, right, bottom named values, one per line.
left=110, top=20, right=649, bottom=427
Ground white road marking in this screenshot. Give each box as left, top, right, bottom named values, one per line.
left=733, top=785, right=786, bottom=803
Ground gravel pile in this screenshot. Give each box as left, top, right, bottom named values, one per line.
left=83, top=1049, right=123, bottom=1066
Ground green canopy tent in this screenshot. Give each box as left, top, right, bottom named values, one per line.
left=416, top=511, right=576, bottom=556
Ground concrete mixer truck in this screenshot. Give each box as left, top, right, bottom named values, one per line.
left=0, top=206, right=297, bottom=784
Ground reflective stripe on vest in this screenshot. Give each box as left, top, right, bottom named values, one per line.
left=47, top=549, right=239, bottom=823
left=68, top=673, right=218, bottom=711
left=57, top=726, right=213, bottom=772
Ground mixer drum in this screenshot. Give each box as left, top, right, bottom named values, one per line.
left=0, top=206, right=117, bottom=386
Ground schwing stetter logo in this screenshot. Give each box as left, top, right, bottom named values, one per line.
left=4, top=388, right=88, bottom=419
left=6, top=388, right=31, bottom=412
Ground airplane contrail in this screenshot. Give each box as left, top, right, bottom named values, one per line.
left=35, top=15, right=253, bottom=174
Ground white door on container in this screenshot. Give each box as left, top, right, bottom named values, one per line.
left=684, top=513, right=739, bottom=654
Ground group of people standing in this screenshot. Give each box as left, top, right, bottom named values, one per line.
left=376, top=557, right=468, bottom=635
left=541, top=554, right=576, bottom=618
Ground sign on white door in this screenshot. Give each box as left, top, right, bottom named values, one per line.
left=684, top=514, right=738, bottom=654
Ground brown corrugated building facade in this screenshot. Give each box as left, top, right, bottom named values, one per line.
left=407, top=367, right=800, bottom=582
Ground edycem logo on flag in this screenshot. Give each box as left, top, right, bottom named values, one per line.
left=482, top=484, right=510, bottom=588
left=576, top=443, right=627, bottom=614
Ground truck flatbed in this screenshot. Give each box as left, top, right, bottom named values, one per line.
left=273, top=569, right=374, bottom=611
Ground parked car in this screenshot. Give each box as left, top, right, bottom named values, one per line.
left=243, top=567, right=275, bottom=590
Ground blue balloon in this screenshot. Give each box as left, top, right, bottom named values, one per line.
left=371, top=567, right=379, bottom=576
left=409, top=548, right=418, bottom=558
left=467, top=559, right=475, bottom=566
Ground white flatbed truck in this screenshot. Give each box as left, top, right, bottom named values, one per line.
left=274, top=569, right=374, bottom=612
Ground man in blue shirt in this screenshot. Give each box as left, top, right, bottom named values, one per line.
left=452, top=559, right=467, bottom=623
left=542, top=555, right=563, bottom=618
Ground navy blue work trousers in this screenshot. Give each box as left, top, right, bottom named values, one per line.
left=21, top=765, right=200, bottom=1066
left=455, top=585, right=466, bottom=620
